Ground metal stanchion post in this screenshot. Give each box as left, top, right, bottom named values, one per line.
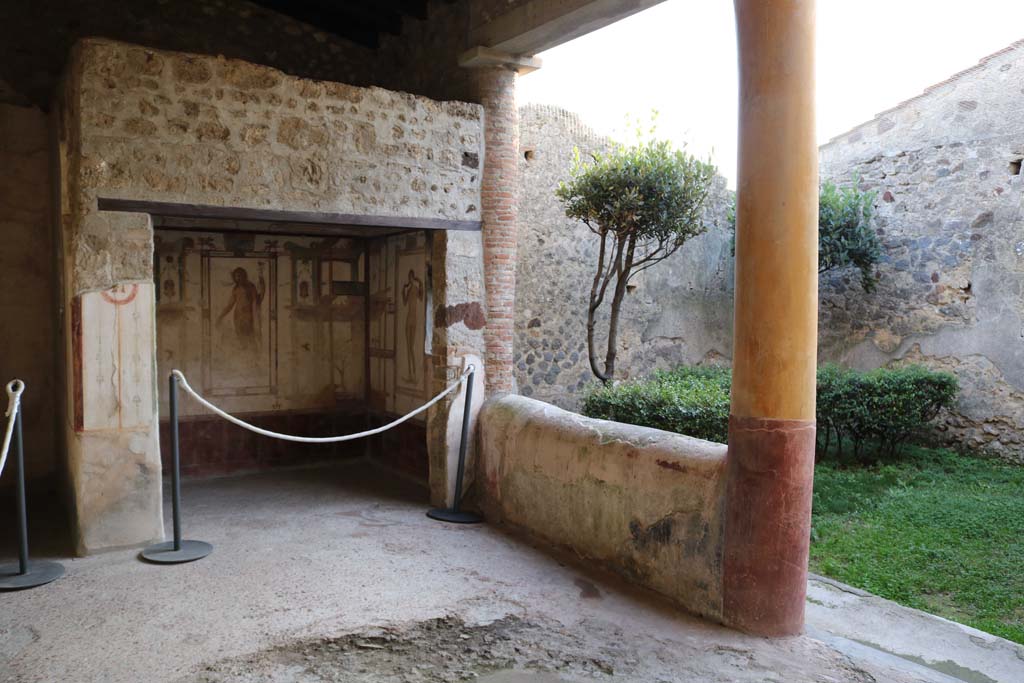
left=140, top=373, right=213, bottom=564
left=427, top=367, right=482, bottom=524
left=0, top=382, right=65, bottom=590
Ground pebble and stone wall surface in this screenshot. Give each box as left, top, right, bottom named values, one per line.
left=514, top=105, right=734, bottom=409
left=515, top=40, right=1024, bottom=463
left=57, top=39, right=486, bottom=551
left=819, top=40, right=1024, bottom=462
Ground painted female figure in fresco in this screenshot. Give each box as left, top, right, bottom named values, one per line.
left=217, top=266, right=266, bottom=353
left=401, top=268, right=423, bottom=384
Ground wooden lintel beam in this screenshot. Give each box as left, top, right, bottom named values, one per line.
left=98, top=197, right=481, bottom=232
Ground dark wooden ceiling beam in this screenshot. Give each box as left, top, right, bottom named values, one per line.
left=247, top=0, right=407, bottom=47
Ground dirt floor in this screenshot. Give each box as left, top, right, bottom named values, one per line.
left=4, top=461, right=1022, bottom=683
left=184, top=613, right=877, bottom=683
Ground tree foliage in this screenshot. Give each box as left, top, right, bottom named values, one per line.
left=580, top=364, right=958, bottom=462
left=727, top=180, right=882, bottom=292
left=818, top=181, right=882, bottom=291
left=556, top=136, right=716, bottom=383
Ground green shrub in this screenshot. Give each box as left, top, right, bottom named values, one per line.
left=581, top=366, right=730, bottom=443
left=726, top=180, right=882, bottom=292
left=580, top=364, right=958, bottom=459
left=816, top=364, right=959, bottom=463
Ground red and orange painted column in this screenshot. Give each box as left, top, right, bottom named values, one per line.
left=723, top=0, right=819, bottom=636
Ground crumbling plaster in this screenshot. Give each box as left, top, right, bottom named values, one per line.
left=478, top=394, right=727, bottom=621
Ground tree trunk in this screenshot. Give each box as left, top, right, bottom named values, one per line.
left=587, top=231, right=611, bottom=382
left=601, top=235, right=636, bottom=382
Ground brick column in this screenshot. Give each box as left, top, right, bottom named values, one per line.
left=474, top=66, right=519, bottom=395
left=724, top=0, right=818, bottom=637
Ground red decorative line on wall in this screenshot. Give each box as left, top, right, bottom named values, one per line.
left=100, top=284, right=139, bottom=306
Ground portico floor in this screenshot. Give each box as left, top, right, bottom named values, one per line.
left=2, top=461, right=1021, bottom=682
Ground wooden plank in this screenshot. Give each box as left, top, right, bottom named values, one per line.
left=98, top=197, right=482, bottom=232
left=152, top=217, right=411, bottom=239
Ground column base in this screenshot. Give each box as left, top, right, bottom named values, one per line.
left=722, top=415, right=815, bottom=636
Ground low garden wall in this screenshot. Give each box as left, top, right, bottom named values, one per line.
left=476, top=395, right=727, bottom=621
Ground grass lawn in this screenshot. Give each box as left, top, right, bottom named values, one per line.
left=810, top=446, right=1024, bottom=645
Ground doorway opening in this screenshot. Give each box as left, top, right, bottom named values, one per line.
left=150, top=213, right=439, bottom=491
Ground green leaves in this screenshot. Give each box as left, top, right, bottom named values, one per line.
left=557, top=132, right=717, bottom=383
left=818, top=180, right=882, bottom=292
left=580, top=363, right=958, bottom=460
left=816, top=364, right=959, bottom=463
left=581, top=366, right=731, bottom=443
left=556, top=139, right=715, bottom=243
left=725, top=179, right=883, bottom=291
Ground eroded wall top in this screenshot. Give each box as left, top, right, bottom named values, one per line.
left=821, top=40, right=1024, bottom=170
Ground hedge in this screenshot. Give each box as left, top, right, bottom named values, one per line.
left=580, top=366, right=731, bottom=443
left=580, top=364, right=958, bottom=462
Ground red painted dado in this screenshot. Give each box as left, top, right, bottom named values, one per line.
left=160, top=410, right=364, bottom=478
left=159, top=409, right=429, bottom=482
left=722, top=415, right=816, bottom=636
left=476, top=66, right=519, bottom=395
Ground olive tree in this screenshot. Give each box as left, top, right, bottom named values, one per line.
left=556, top=139, right=716, bottom=383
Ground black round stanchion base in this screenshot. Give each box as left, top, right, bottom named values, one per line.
left=140, top=540, right=213, bottom=564
left=426, top=508, right=482, bottom=524
left=0, top=560, right=65, bottom=591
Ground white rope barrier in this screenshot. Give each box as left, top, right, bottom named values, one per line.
left=1, top=379, right=24, bottom=480
left=171, top=366, right=473, bottom=444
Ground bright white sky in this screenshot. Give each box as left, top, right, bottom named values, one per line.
left=518, top=0, right=1024, bottom=186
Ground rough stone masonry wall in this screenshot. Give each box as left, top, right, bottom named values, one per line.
left=0, top=104, right=58, bottom=484
left=515, top=105, right=734, bottom=409
left=57, top=38, right=485, bottom=552
left=65, top=38, right=483, bottom=295
left=819, top=40, right=1024, bottom=462
left=0, top=0, right=485, bottom=109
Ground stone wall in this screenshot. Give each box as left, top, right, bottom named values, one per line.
left=514, top=105, right=734, bottom=409
left=519, top=47, right=1024, bottom=465
left=478, top=394, right=727, bottom=621
left=0, top=104, right=58, bottom=484
left=0, top=0, right=472, bottom=109
left=819, top=40, right=1024, bottom=461
left=65, top=38, right=483, bottom=297
left=56, top=38, right=485, bottom=552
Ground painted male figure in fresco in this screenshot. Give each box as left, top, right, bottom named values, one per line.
left=217, top=266, right=266, bottom=353
left=401, top=268, right=423, bottom=384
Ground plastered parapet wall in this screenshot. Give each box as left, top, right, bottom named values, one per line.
left=478, top=395, right=727, bottom=621
left=819, top=40, right=1024, bottom=461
